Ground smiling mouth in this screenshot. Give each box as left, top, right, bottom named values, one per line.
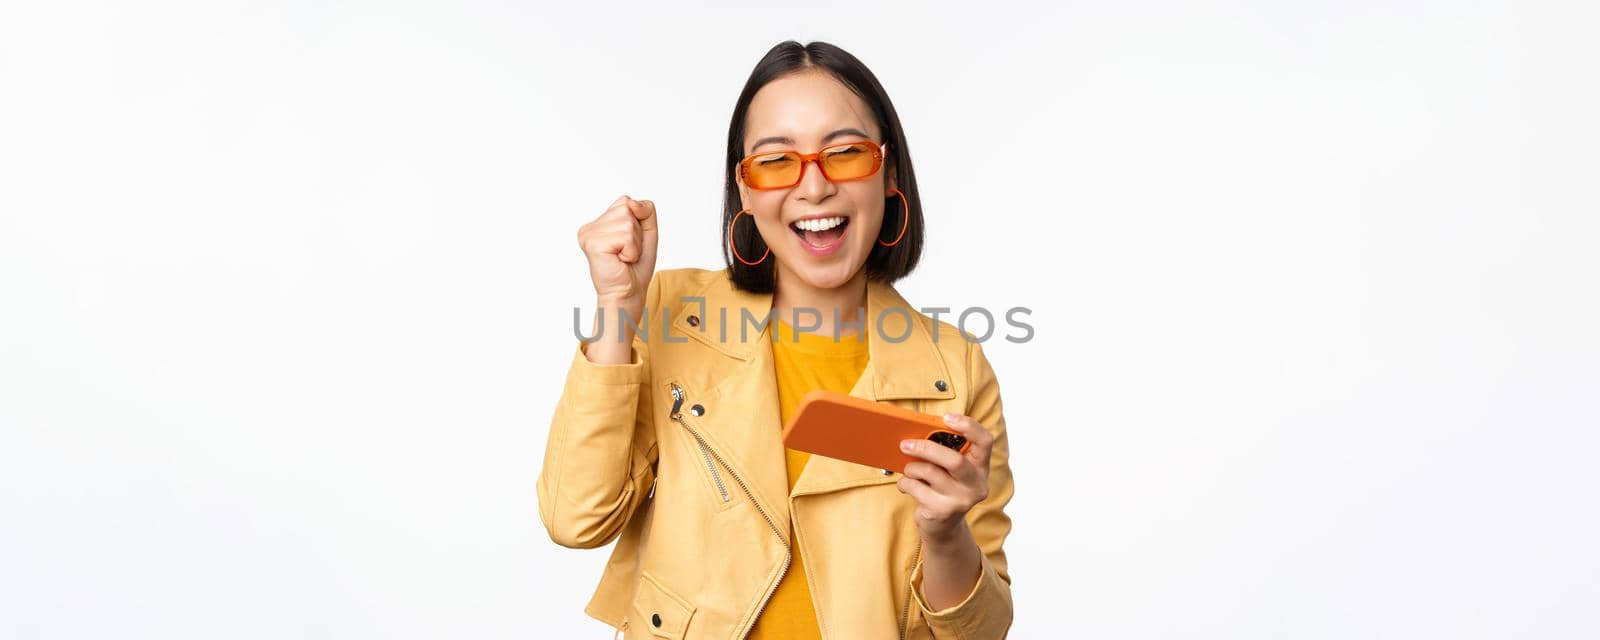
left=789, top=216, right=851, bottom=248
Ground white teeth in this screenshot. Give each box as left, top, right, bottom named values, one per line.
left=794, top=216, right=845, bottom=232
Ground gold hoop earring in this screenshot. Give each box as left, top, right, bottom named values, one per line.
left=729, top=208, right=770, bottom=266
left=878, top=188, right=909, bottom=247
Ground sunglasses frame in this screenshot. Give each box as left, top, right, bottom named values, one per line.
left=739, top=140, right=889, bottom=191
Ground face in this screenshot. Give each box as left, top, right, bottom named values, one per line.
left=737, top=69, right=896, bottom=291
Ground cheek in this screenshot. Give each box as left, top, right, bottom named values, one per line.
left=852, top=192, right=888, bottom=244
left=753, top=212, right=784, bottom=240
left=750, top=196, right=791, bottom=243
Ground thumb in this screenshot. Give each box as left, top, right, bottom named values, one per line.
left=633, top=199, right=659, bottom=265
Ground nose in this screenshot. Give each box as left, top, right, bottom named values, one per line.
left=794, top=155, right=836, bottom=203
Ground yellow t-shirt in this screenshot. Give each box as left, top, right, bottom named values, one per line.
left=747, top=317, right=870, bottom=640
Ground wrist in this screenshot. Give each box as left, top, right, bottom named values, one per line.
left=595, top=294, right=643, bottom=311
left=583, top=299, right=645, bottom=363
left=593, top=297, right=645, bottom=333
left=920, top=520, right=975, bottom=553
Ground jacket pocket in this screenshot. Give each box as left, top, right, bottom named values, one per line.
left=630, top=569, right=697, bottom=638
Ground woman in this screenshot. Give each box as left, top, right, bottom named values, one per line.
left=538, top=40, right=1014, bottom=639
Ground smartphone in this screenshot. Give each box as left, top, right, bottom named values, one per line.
left=780, top=389, right=970, bottom=474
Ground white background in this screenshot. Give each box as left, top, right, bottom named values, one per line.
left=3, top=1, right=1597, bottom=638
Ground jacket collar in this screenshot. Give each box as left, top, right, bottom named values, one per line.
left=669, top=271, right=956, bottom=402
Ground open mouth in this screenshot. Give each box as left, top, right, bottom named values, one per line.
left=789, top=216, right=850, bottom=255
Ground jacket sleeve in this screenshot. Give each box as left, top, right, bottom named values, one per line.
left=536, top=272, right=662, bottom=549
left=908, top=337, right=1015, bottom=638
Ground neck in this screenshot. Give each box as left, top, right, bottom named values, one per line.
left=771, top=267, right=868, bottom=337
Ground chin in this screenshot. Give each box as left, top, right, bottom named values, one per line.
left=789, top=255, right=866, bottom=290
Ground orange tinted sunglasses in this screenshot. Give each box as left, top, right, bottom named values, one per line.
left=739, top=140, right=888, bottom=190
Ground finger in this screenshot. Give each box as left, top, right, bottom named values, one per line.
left=627, top=198, right=656, bottom=224
left=613, top=229, right=641, bottom=264
left=623, top=198, right=655, bottom=235
left=603, top=198, right=635, bottom=223
left=615, top=201, right=644, bottom=263
left=941, top=413, right=994, bottom=458
left=634, top=199, right=658, bottom=264
left=595, top=234, right=627, bottom=262
left=605, top=195, right=631, bottom=217
left=902, top=460, right=960, bottom=493
left=900, top=437, right=964, bottom=474
left=895, top=474, right=938, bottom=505
left=896, top=476, right=958, bottom=521
left=597, top=210, right=639, bottom=234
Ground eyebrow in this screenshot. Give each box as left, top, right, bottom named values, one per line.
left=748, top=128, right=872, bottom=154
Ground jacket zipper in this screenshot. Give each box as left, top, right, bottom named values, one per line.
left=671, top=385, right=729, bottom=503
left=668, top=383, right=792, bottom=638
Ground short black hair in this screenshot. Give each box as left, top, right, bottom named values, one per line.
left=721, top=40, right=924, bottom=294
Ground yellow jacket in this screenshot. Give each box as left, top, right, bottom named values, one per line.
left=538, top=267, right=1015, bottom=639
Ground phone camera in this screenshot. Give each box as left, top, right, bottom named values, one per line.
left=927, top=431, right=967, bottom=451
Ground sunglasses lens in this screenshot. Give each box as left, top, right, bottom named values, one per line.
left=820, top=142, right=880, bottom=180
left=747, top=152, right=802, bottom=189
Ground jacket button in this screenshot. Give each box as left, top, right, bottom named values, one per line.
left=690, top=404, right=704, bottom=417
left=934, top=379, right=948, bottom=392
left=687, top=314, right=700, bottom=327
left=652, top=613, right=662, bottom=628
